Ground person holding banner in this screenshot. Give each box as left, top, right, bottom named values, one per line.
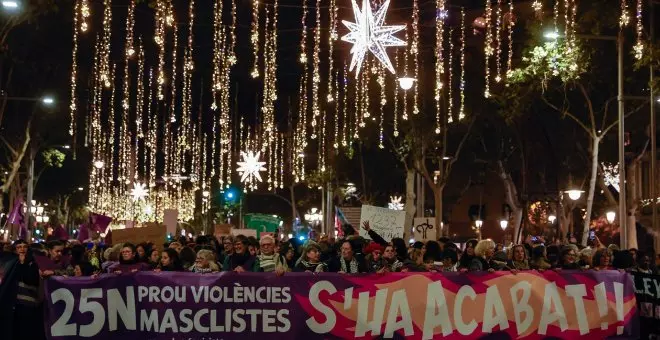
left=592, top=248, right=613, bottom=270
left=294, top=242, right=325, bottom=272
left=457, top=239, right=478, bottom=270
left=190, top=249, right=220, bottom=273
left=631, top=251, right=654, bottom=274
left=326, top=240, right=368, bottom=274
left=110, top=243, right=151, bottom=274
left=222, top=236, right=256, bottom=272
left=507, top=244, right=530, bottom=271
left=468, top=239, right=496, bottom=272
left=157, top=248, right=184, bottom=271
left=40, top=240, right=73, bottom=277
left=255, top=235, right=287, bottom=275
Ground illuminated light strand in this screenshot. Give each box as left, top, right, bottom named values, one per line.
left=459, top=8, right=466, bottom=121
left=251, top=0, right=260, bottom=78
left=100, top=0, right=112, bottom=88
left=435, top=0, right=445, bottom=132
left=136, top=40, right=145, bottom=180
left=327, top=0, right=337, bottom=103
left=333, top=65, right=339, bottom=149
left=341, top=63, right=348, bottom=146
left=261, top=5, right=272, bottom=150
left=211, top=0, right=224, bottom=182
left=155, top=0, right=166, bottom=100
left=80, top=0, right=89, bottom=32
left=279, top=134, right=284, bottom=188
left=121, top=0, right=136, bottom=182
left=633, top=0, right=643, bottom=59
left=412, top=0, right=420, bottom=114
left=109, top=64, right=117, bottom=183
left=353, top=70, right=359, bottom=138
left=506, top=0, right=514, bottom=80
left=300, top=0, right=308, bottom=63
left=532, top=0, right=542, bottom=14
left=393, top=51, right=399, bottom=137
left=148, top=68, right=157, bottom=187
left=402, top=29, right=409, bottom=121
left=69, top=0, right=80, bottom=137
left=553, top=0, right=560, bottom=33
left=620, top=0, right=631, bottom=27
left=378, top=65, right=385, bottom=148
left=310, top=0, right=322, bottom=140
left=447, top=27, right=454, bottom=124
left=229, top=0, right=238, bottom=65
left=483, top=0, right=493, bottom=98
left=169, top=21, right=179, bottom=178
left=181, top=0, right=195, bottom=152
left=494, top=0, right=503, bottom=83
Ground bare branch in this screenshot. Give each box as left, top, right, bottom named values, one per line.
left=542, top=95, right=593, bottom=136
left=576, top=83, right=597, bottom=133
left=601, top=101, right=649, bottom=136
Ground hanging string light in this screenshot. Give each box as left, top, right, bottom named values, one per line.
left=148, top=68, right=157, bottom=187
left=251, top=0, right=260, bottom=78
left=80, top=0, right=89, bottom=32
left=494, top=0, right=503, bottom=83
left=353, top=70, right=360, bottom=137
left=342, top=63, right=348, bottom=146
left=310, top=0, right=322, bottom=140
left=333, top=66, right=339, bottom=149
left=327, top=0, right=337, bottom=103
left=506, top=0, right=514, bottom=80
left=393, top=52, right=399, bottom=137
left=434, top=0, right=445, bottom=133
left=136, top=40, right=145, bottom=180
left=300, top=0, right=308, bottom=63
left=633, top=0, right=643, bottom=59
left=99, top=0, right=112, bottom=88
left=155, top=1, right=166, bottom=100
left=402, top=29, right=409, bottom=121
left=532, top=0, right=542, bottom=15
left=447, top=27, right=454, bottom=124
left=229, top=0, right=238, bottom=65
left=121, top=0, right=136, bottom=182
left=459, top=7, right=466, bottom=121
left=620, top=0, right=631, bottom=27
left=378, top=65, right=385, bottom=148
left=69, top=0, right=80, bottom=137
left=411, top=0, right=420, bottom=114
left=483, top=0, right=493, bottom=98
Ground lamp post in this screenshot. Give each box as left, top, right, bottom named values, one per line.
left=606, top=211, right=616, bottom=224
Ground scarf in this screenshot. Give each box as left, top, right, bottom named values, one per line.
left=511, top=260, right=530, bottom=270
left=340, top=257, right=359, bottom=273
left=299, top=259, right=324, bottom=272
left=258, top=254, right=279, bottom=272
left=190, top=265, right=214, bottom=274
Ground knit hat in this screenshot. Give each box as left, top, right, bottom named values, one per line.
left=363, top=242, right=384, bottom=255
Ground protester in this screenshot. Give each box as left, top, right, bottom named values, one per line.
left=222, top=236, right=256, bottom=272
left=631, top=250, right=654, bottom=274
left=190, top=249, right=220, bottom=273
left=557, top=246, right=582, bottom=270
left=402, top=248, right=426, bottom=272
left=255, top=235, right=287, bottom=274
left=507, top=244, right=530, bottom=270
left=440, top=247, right=459, bottom=272
left=294, top=242, right=324, bottom=272
left=458, top=239, right=478, bottom=269
left=168, top=241, right=182, bottom=253
left=110, top=243, right=150, bottom=273
left=382, top=244, right=403, bottom=272
left=468, top=239, right=496, bottom=272
left=423, top=240, right=443, bottom=264
left=219, top=236, right=235, bottom=265
left=612, top=249, right=635, bottom=271
left=280, top=242, right=297, bottom=269
left=136, top=243, right=151, bottom=263
left=364, top=241, right=386, bottom=272
left=148, top=249, right=160, bottom=269
left=592, top=248, right=613, bottom=270
left=158, top=248, right=183, bottom=271
left=325, top=240, right=368, bottom=273
left=530, top=245, right=552, bottom=270
left=74, top=262, right=96, bottom=277
left=41, top=240, right=74, bottom=277
left=179, top=246, right=197, bottom=270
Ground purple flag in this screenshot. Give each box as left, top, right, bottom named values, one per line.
left=76, top=224, right=89, bottom=242
left=52, top=224, right=69, bottom=240
left=7, top=197, right=24, bottom=225
left=90, top=212, right=112, bottom=233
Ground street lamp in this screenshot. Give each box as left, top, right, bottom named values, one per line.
left=499, top=220, right=508, bottom=230
left=397, top=77, right=416, bottom=90
left=564, top=190, right=584, bottom=201
left=543, top=30, right=560, bottom=40
left=41, top=96, right=54, bottom=106
left=548, top=214, right=557, bottom=224
left=606, top=211, right=616, bottom=224
left=1, top=1, right=18, bottom=9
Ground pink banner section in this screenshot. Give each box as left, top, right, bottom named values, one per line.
left=43, top=271, right=638, bottom=339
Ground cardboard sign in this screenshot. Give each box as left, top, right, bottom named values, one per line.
left=412, top=217, right=437, bottom=242
left=230, top=228, right=257, bottom=238
left=163, top=209, right=178, bottom=236
left=259, top=232, right=275, bottom=239
left=111, top=224, right=167, bottom=248
left=359, top=205, right=405, bottom=241
left=214, top=224, right=232, bottom=238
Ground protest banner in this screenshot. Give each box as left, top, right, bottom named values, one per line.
left=112, top=225, right=167, bottom=249
left=163, top=209, right=178, bottom=236
left=631, top=271, right=660, bottom=339
left=413, top=218, right=437, bottom=242
left=44, top=271, right=638, bottom=340
left=360, top=205, right=405, bottom=241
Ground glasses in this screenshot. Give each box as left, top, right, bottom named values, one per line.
left=261, top=243, right=273, bottom=247
left=121, top=250, right=133, bottom=254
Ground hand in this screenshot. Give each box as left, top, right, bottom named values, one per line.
left=424, top=263, right=433, bottom=271
left=275, top=267, right=285, bottom=276
left=305, top=270, right=312, bottom=273
left=459, top=268, right=468, bottom=273
left=362, top=221, right=371, bottom=232
left=114, top=270, right=122, bottom=275
left=338, top=271, right=346, bottom=274
left=510, top=269, right=519, bottom=275
left=91, top=274, right=99, bottom=279
left=400, top=268, right=409, bottom=273
left=553, top=268, right=562, bottom=272
left=153, top=269, right=161, bottom=273
left=234, top=266, right=245, bottom=273
left=487, top=268, right=495, bottom=273
left=40, top=270, right=55, bottom=277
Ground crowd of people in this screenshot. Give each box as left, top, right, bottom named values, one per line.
left=0, top=220, right=658, bottom=339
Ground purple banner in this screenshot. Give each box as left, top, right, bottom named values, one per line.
left=44, top=271, right=638, bottom=339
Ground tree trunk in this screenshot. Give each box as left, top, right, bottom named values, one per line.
left=404, top=169, right=416, bottom=241
left=625, top=159, right=640, bottom=249
left=497, top=161, right=524, bottom=243
left=433, top=185, right=444, bottom=237
left=582, top=137, right=600, bottom=246
left=289, top=185, right=297, bottom=230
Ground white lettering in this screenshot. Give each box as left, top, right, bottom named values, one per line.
left=454, top=285, right=477, bottom=335
left=510, top=281, right=533, bottom=335
left=305, top=281, right=337, bottom=334
left=355, top=288, right=388, bottom=337
left=277, top=309, right=291, bottom=332
left=383, top=289, right=413, bottom=338
left=232, top=309, right=246, bottom=332
left=108, top=287, right=136, bottom=331
left=179, top=309, right=193, bottom=333
left=159, top=309, right=178, bottom=333
left=79, top=288, right=105, bottom=337
left=193, top=309, right=209, bottom=332
left=422, top=281, right=453, bottom=339
left=482, top=285, right=508, bottom=333
left=140, top=309, right=159, bottom=331
left=263, top=309, right=277, bottom=332
left=565, top=284, right=588, bottom=335
left=539, top=282, right=568, bottom=334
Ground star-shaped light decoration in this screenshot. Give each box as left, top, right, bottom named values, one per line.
left=341, top=0, right=406, bottom=75
left=236, top=150, right=267, bottom=187
left=388, top=195, right=404, bottom=210
left=129, top=182, right=149, bottom=202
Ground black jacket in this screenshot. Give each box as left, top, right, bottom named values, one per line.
left=325, top=255, right=369, bottom=273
